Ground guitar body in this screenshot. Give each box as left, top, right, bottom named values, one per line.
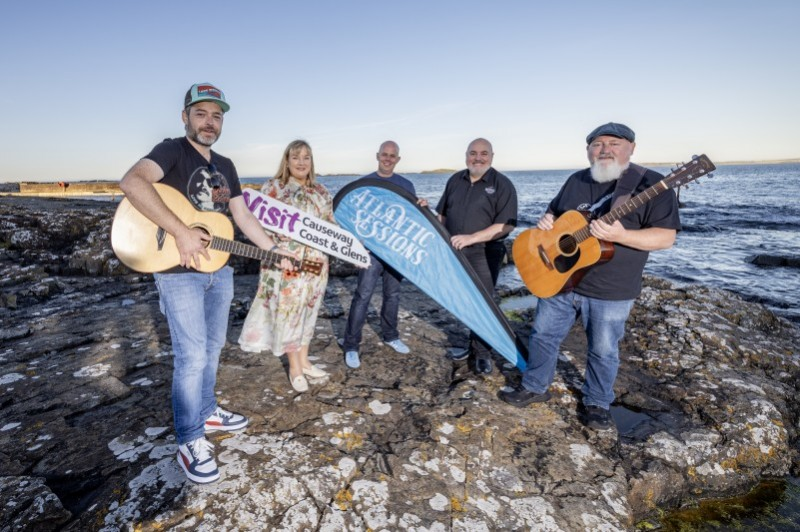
left=111, top=183, right=233, bottom=273
left=513, top=210, right=614, bottom=298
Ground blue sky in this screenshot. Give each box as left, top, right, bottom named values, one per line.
left=3, top=0, right=798, bottom=181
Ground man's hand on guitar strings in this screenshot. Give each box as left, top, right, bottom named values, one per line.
left=176, top=227, right=212, bottom=269
left=537, top=213, right=555, bottom=231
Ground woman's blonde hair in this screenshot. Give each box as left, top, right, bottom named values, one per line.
left=275, top=140, right=316, bottom=186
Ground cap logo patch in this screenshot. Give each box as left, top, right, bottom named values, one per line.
left=197, top=85, right=221, bottom=98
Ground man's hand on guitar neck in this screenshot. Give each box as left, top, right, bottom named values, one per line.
left=589, top=218, right=626, bottom=244
left=273, top=246, right=298, bottom=273
left=590, top=218, right=677, bottom=251
left=176, top=226, right=212, bottom=270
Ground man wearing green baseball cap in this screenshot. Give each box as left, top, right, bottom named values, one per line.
left=119, top=82, right=292, bottom=483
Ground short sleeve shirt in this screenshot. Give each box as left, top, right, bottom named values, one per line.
left=144, top=137, right=242, bottom=214
left=436, top=168, right=517, bottom=243
left=143, top=137, right=242, bottom=273
left=548, top=166, right=681, bottom=299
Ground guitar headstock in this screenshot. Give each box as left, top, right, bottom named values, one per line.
left=300, top=259, right=324, bottom=276
left=664, top=154, right=716, bottom=188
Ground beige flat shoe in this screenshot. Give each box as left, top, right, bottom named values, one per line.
left=302, top=365, right=328, bottom=378
left=290, top=374, right=308, bottom=392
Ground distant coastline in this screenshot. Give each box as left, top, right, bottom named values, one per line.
left=2, top=158, right=798, bottom=193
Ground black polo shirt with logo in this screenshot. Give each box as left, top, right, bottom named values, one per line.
left=436, top=167, right=518, bottom=244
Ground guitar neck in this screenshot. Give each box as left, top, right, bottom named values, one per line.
left=599, top=181, right=669, bottom=226
left=210, top=236, right=296, bottom=269
left=572, top=155, right=715, bottom=244
left=572, top=182, right=668, bottom=244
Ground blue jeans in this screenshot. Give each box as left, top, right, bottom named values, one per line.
left=343, top=255, right=402, bottom=351
left=154, top=267, right=234, bottom=444
left=521, top=292, right=634, bottom=409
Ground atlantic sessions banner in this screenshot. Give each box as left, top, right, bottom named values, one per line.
left=333, top=179, right=527, bottom=370
left=242, top=188, right=370, bottom=267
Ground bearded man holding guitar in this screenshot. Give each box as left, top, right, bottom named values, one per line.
left=500, top=123, right=681, bottom=431
left=119, top=83, right=294, bottom=483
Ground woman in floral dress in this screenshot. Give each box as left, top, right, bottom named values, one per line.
left=238, top=140, right=332, bottom=392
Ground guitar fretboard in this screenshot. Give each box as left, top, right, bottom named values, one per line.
left=210, top=236, right=298, bottom=270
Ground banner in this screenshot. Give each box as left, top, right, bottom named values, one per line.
left=242, top=188, right=370, bottom=267
left=333, top=178, right=527, bottom=370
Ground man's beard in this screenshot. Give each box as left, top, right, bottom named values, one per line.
left=590, top=160, right=629, bottom=183
left=186, top=124, right=219, bottom=147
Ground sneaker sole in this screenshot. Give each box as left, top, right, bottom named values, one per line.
left=446, top=348, right=469, bottom=361
left=383, top=342, right=410, bottom=354
left=204, top=419, right=249, bottom=433
left=177, top=452, right=220, bottom=484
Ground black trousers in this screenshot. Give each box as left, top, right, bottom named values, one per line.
left=461, top=241, right=506, bottom=360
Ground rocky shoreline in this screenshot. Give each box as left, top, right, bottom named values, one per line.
left=1, top=195, right=799, bottom=531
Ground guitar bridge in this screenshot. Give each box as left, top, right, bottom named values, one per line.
left=537, top=244, right=554, bottom=271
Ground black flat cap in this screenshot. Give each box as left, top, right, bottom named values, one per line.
left=586, top=122, right=635, bottom=144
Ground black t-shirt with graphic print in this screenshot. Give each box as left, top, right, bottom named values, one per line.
left=143, top=136, right=243, bottom=272
left=546, top=166, right=681, bottom=300
left=145, top=137, right=242, bottom=213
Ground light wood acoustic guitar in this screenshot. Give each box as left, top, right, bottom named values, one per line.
left=513, top=154, right=716, bottom=298
left=111, top=183, right=323, bottom=275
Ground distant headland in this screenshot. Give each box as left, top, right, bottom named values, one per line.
left=420, top=169, right=457, bottom=174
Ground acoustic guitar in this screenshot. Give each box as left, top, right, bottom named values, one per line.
left=513, top=154, right=716, bottom=298
left=111, top=183, right=323, bottom=275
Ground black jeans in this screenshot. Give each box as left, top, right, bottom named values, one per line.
left=461, top=241, right=506, bottom=360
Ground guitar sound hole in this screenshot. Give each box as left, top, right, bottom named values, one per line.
left=558, top=235, right=577, bottom=256
left=189, top=225, right=212, bottom=248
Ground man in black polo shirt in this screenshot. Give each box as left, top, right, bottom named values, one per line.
left=436, top=138, right=518, bottom=375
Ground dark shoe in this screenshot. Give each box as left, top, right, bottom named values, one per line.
left=446, top=347, right=469, bottom=361
left=583, top=406, right=614, bottom=430
left=474, top=357, right=493, bottom=375
left=499, top=386, right=551, bottom=407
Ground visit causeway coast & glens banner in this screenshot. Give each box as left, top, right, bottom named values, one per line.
left=333, top=179, right=528, bottom=369
left=242, top=188, right=370, bottom=267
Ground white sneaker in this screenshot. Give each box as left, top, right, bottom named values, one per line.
left=177, top=437, right=219, bottom=484
left=345, top=350, right=360, bottom=369
left=204, top=405, right=249, bottom=432
left=384, top=339, right=410, bottom=354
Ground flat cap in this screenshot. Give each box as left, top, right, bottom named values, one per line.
left=586, top=122, right=635, bottom=144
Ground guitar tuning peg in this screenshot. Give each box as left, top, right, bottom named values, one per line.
left=692, top=154, right=698, bottom=160
left=708, top=173, right=714, bottom=178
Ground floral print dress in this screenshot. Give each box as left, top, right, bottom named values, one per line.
left=238, top=178, right=333, bottom=355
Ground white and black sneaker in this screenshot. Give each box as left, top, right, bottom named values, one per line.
left=204, top=406, right=249, bottom=433
left=177, top=437, right=219, bottom=484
